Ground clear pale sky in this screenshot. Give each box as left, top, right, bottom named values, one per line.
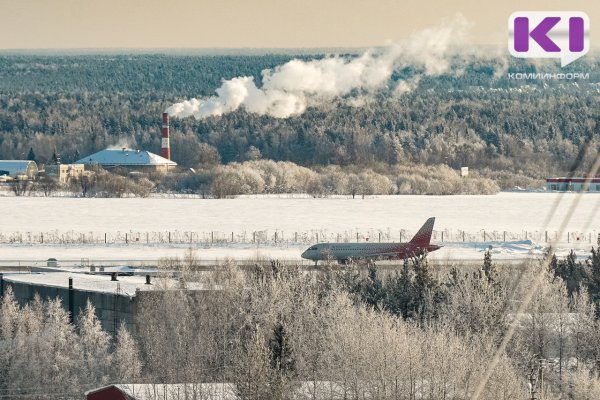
left=0, top=0, right=598, bottom=49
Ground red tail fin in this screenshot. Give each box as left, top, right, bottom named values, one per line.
left=409, top=217, right=435, bottom=246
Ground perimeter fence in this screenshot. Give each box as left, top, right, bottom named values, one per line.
left=0, top=229, right=597, bottom=246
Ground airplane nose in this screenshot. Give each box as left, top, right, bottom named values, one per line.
left=301, top=251, right=308, bottom=259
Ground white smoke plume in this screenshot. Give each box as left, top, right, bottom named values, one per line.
left=107, top=138, right=133, bottom=150
left=167, top=15, right=470, bottom=119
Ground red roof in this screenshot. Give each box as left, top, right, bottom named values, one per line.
left=85, top=385, right=135, bottom=400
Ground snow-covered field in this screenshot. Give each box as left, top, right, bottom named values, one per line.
left=0, top=193, right=598, bottom=264
left=1, top=192, right=598, bottom=233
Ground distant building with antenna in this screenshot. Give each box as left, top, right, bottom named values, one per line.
left=75, top=113, right=177, bottom=173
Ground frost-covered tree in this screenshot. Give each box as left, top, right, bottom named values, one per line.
left=79, top=300, right=111, bottom=386
left=0, top=286, right=19, bottom=389
left=6, top=297, right=82, bottom=397
left=39, top=298, right=83, bottom=391
left=0, top=286, right=19, bottom=341
left=112, top=324, right=142, bottom=382
left=233, top=329, right=272, bottom=400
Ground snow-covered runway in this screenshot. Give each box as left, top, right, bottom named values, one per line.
left=0, top=240, right=592, bottom=268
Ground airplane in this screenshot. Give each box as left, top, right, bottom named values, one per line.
left=301, top=217, right=441, bottom=265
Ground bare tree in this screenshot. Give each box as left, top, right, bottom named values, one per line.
left=35, top=174, right=60, bottom=196
left=11, top=178, right=31, bottom=196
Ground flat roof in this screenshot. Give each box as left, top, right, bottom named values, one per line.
left=2, top=272, right=209, bottom=296
left=546, top=177, right=600, bottom=183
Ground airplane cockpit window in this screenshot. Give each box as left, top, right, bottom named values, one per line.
left=309, top=246, right=317, bottom=250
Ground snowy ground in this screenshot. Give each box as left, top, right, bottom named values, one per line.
left=0, top=193, right=597, bottom=266
left=0, top=240, right=593, bottom=268
left=1, top=192, right=599, bottom=233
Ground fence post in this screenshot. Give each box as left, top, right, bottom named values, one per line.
left=147, top=232, right=149, bottom=244
left=41, top=233, right=43, bottom=244
left=441, top=231, right=444, bottom=242
left=232, top=232, right=234, bottom=242
left=295, top=232, right=297, bottom=243
left=357, top=232, right=359, bottom=242
left=253, top=232, right=256, bottom=244
left=379, top=232, right=381, bottom=242
left=462, top=231, right=465, bottom=242
left=168, top=232, right=171, bottom=243
left=211, top=232, right=214, bottom=243
left=483, top=230, right=486, bottom=242
left=275, top=232, right=278, bottom=244
left=68, top=277, right=74, bottom=324
left=105, top=233, right=107, bottom=244
left=545, top=231, right=547, bottom=243
left=504, top=231, right=506, bottom=242
left=125, top=233, right=128, bottom=244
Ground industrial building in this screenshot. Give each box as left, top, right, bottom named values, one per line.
left=0, top=160, right=38, bottom=179
left=546, top=177, right=600, bottom=192
left=76, top=148, right=176, bottom=173
left=75, top=113, right=176, bottom=173
left=0, top=269, right=211, bottom=336
left=0, top=272, right=139, bottom=334
left=45, top=163, right=85, bottom=183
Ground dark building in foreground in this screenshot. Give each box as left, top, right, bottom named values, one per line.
left=546, top=177, right=600, bottom=192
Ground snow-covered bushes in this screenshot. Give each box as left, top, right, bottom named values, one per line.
left=0, top=289, right=141, bottom=397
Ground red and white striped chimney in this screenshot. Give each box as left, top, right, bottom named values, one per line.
left=161, top=112, right=170, bottom=160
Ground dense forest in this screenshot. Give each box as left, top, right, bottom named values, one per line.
left=0, top=53, right=598, bottom=195
left=3, top=249, right=600, bottom=398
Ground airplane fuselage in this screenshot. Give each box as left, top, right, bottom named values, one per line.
left=301, top=217, right=440, bottom=264
left=301, top=242, right=441, bottom=263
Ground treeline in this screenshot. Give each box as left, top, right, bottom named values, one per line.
left=178, top=160, right=500, bottom=197
left=3, top=248, right=600, bottom=398
left=9, top=159, right=499, bottom=197
left=0, top=54, right=598, bottom=192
